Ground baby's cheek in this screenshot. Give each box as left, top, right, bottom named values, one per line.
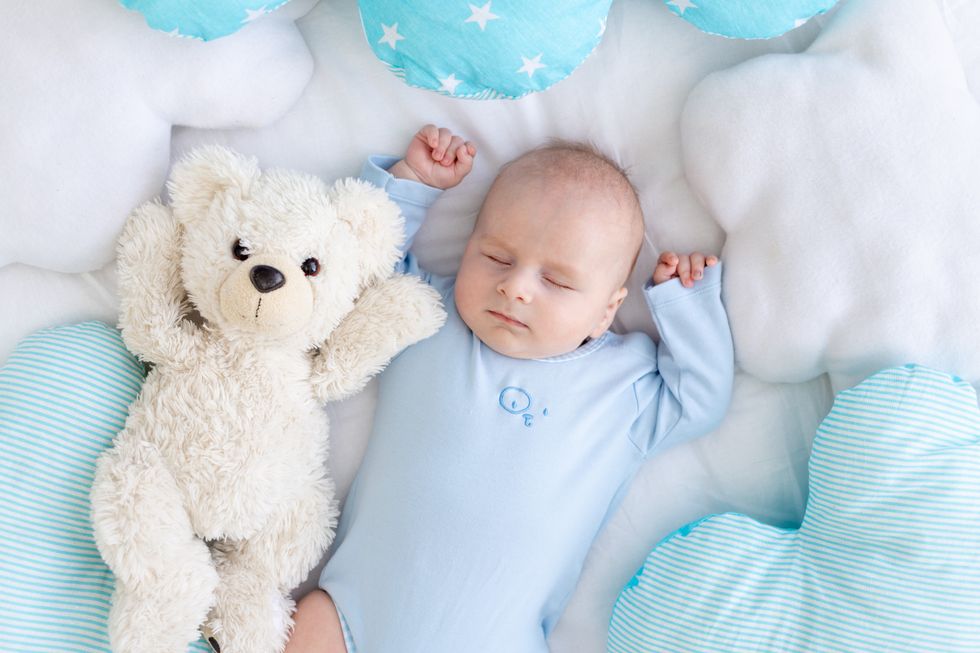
left=453, top=280, right=481, bottom=332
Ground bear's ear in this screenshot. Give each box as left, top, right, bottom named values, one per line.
left=330, top=178, right=404, bottom=288
left=167, top=146, right=260, bottom=224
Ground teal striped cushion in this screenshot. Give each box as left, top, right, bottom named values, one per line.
left=609, top=364, right=980, bottom=653
left=0, top=322, right=211, bottom=653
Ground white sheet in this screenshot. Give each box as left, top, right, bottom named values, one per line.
left=1, top=0, right=977, bottom=649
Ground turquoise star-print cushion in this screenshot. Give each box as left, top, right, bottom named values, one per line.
left=358, top=0, right=612, bottom=99
left=119, top=0, right=291, bottom=40
left=0, top=322, right=211, bottom=652
left=608, top=364, right=980, bottom=653
left=662, top=0, right=838, bottom=39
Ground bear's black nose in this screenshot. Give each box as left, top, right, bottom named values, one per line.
left=250, top=265, right=286, bottom=293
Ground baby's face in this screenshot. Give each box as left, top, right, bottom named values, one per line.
left=454, top=172, right=633, bottom=359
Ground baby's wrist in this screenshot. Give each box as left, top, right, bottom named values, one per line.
left=388, top=159, right=423, bottom=184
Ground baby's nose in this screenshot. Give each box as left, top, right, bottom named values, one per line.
left=498, top=274, right=532, bottom=303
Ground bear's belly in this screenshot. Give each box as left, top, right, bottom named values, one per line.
left=135, top=365, right=327, bottom=540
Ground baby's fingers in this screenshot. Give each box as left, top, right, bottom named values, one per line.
left=418, top=124, right=439, bottom=149
left=677, top=255, right=693, bottom=288
left=690, top=252, right=705, bottom=281
left=440, top=135, right=466, bottom=166
left=652, top=251, right=679, bottom=284
left=434, top=128, right=454, bottom=161
left=455, top=141, right=476, bottom=173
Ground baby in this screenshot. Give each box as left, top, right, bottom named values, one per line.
left=284, top=125, right=734, bottom=653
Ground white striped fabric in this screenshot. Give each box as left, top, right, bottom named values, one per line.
left=0, top=322, right=212, bottom=653
left=608, top=364, right=980, bottom=653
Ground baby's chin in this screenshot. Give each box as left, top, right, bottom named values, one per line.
left=467, top=318, right=585, bottom=360
left=459, top=315, right=534, bottom=359
left=456, top=293, right=587, bottom=359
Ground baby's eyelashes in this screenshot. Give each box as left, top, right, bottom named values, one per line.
left=544, top=277, right=571, bottom=290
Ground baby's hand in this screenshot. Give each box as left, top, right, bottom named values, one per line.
left=389, top=124, right=476, bottom=190
left=653, top=251, right=719, bottom=288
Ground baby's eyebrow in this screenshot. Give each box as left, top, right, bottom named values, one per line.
left=542, top=259, right=582, bottom=282
left=479, top=234, right=511, bottom=251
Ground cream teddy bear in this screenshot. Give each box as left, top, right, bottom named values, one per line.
left=90, top=146, right=446, bottom=653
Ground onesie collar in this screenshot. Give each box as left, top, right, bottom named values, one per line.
left=532, top=332, right=609, bottom=363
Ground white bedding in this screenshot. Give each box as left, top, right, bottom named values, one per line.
left=2, top=0, right=978, bottom=650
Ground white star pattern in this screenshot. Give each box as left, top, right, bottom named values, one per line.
left=667, top=0, right=698, bottom=15
left=465, top=2, right=500, bottom=31
left=517, top=54, right=546, bottom=78
left=439, top=73, right=463, bottom=94
left=242, top=5, right=269, bottom=24
left=598, top=17, right=607, bottom=37
left=378, top=23, right=405, bottom=49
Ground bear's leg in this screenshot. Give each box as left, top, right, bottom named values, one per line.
left=92, top=440, right=219, bottom=653
left=204, top=477, right=337, bottom=653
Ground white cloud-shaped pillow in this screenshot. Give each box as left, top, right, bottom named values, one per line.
left=0, top=0, right=315, bottom=273
left=681, top=0, right=980, bottom=389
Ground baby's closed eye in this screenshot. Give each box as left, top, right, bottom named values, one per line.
left=544, top=277, right=573, bottom=290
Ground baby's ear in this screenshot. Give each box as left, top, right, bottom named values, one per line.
left=329, top=178, right=404, bottom=288
left=167, top=146, right=260, bottom=225
left=591, top=286, right=629, bottom=340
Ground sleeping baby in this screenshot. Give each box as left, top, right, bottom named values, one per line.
left=283, top=125, right=735, bottom=653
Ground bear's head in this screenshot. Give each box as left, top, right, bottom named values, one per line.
left=166, top=146, right=403, bottom=349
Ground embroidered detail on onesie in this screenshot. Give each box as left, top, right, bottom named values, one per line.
left=498, top=386, right=548, bottom=427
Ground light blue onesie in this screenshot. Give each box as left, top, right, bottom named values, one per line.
left=319, top=156, right=735, bottom=653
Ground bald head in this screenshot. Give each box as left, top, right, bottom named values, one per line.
left=481, top=140, right=645, bottom=287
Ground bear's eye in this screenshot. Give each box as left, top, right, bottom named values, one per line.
left=301, top=258, right=320, bottom=277
left=232, top=239, right=250, bottom=261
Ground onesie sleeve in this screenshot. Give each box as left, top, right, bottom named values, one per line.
left=360, top=155, right=453, bottom=293
left=628, top=263, right=734, bottom=456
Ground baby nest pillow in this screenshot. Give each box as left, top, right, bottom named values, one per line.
left=119, top=0, right=292, bottom=40
left=663, top=0, right=837, bottom=39
left=358, top=0, right=612, bottom=99
left=0, top=322, right=211, bottom=653
left=608, top=364, right=980, bottom=652
left=680, top=0, right=980, bottom=389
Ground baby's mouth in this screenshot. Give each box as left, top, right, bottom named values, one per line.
left=488, top=310, right=528, bottom=328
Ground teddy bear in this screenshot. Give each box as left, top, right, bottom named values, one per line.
left=89, top=145, right=446, bottom=653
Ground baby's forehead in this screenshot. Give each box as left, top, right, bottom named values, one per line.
left=500, top=146, right=632, bottom=196
left=484, top=153, right=642, bottom=238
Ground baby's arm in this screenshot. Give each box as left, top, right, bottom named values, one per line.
left=360, top=125, right=475, bottom=281
left=284, top=590, right=348, bottom=653
left=631, top=252, right=734, bottom=453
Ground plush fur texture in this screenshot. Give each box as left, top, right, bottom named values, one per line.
left=90, top=146, right=446, bottom=653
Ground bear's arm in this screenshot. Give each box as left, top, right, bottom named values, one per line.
left=116, top=200, right=201, bottom=365
left=310, top=274, right=445, bottom=403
